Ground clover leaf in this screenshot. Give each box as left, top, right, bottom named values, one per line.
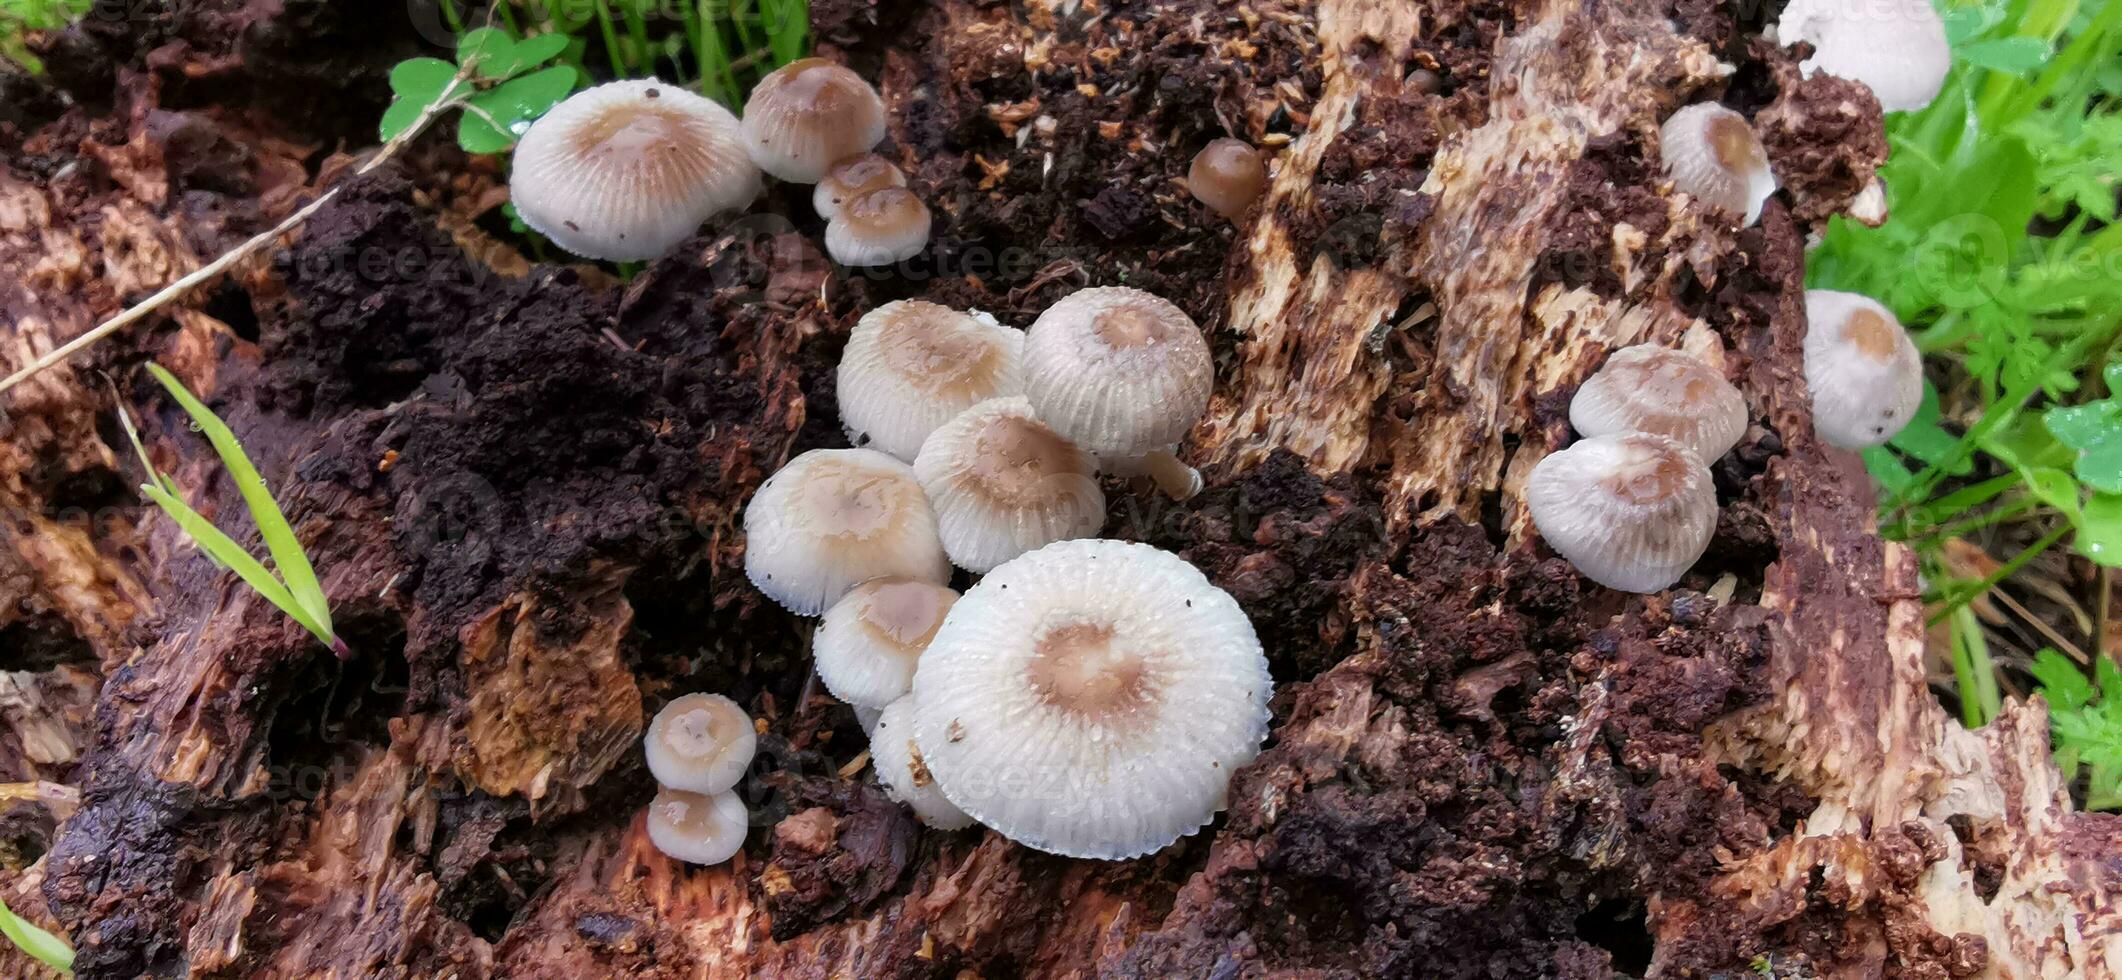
left=2045, top=363, right=2122, bottom=494
left=379, top=31, right=578, bottom=154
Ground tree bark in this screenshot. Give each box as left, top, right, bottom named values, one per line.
left=0, top=0, right=2115, bottom=977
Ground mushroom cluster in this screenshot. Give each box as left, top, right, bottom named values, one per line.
left=509, top=61, right=931, bottom=266
left=642, top=693, right=758, bottom=865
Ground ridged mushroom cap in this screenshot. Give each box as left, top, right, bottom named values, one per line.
left=1569, top=344, right=1749, bottom=462
left=645, top=788, right=750, bottom=865
left=814, top=577, right=959, bottom=708
left=1777, top=0, right=1951, bottom=112
left=814, top=153, right=908, bottom=220
left=1022, top=287, right=1214, bottom=457
left=510, top=79, right=760, bottom=261
left=1659, top=103, right=1777, bottom=226
left=643, top=693, right=757, bottom=794
left=838, top=300, right=1025, bottom=462
left=743, top=448, right=951, bottom=615
left=914, top=397, right=1106, bottom=573
left=1188, top=138, right=1268, bottom=220
left=911, top=539, right=1271, bottom=860
left=1801, top=290, right=1923, bottom=449
left=825, top=187, right=932, bottom=266
left=870, top=697, right=975, bottom=830
left=1526, top=433, right=1718, bottom=594
left=742, top=58, right=889, bottom=182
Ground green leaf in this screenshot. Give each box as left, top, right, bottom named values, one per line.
left=512, top=33, right=571, bottom=70
left=457, top=65, right=577, bottom=154
left=456, top=27, right=518, bottom=79
left=2031, top=647, right=2095, bottom=711
left=1958, top=37, right=2055, bottom=75
left=1888, top=382, right=1970, bottom=471
left=2080, top=492, right=2122, bottom=566
left=138, top=481, right=331, bottom=645
left=378, top=96, right=428, bottom=143
left=0, top=897, right=71, bottom=975
left=144, top=366, right=333, bottom=636
left=388, top=57, right=459, bottom=99
left=2045, top=399, right=2122, bottom=493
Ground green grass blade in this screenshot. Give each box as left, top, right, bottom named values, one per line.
left=142, top=366, right=332, bottom=635
left=137, top=481, right=333, bottom=648
left=0, top=896, right=73, bottom=975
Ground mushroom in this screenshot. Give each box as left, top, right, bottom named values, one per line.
left=915, top=397, right=1106, bottom=572
left=825, top=187, right=932, bottom=267
left=815, top=577, right=959, bottom=708
left=1187, top=138, right=1268, bottom=221
left=1569, top=344, right=1748, bottom=462
left=1023, top=287, right=1213, bottom=497
left=837, top=300, right=1025, bottom=462
left=869, top=696, right=974, bottom=830
left=741, top=58, right=889, bottom=182
left=1526, top=433, right=1717, bottom=594
left=1659, top=103, right=1776, bottom=226
left=910, top=539, right=1272, bottom=860
left=644, top=693, right=757, bottom=794
left=1802, top=290, right=1923, bottom=449
left=1776, top=0, right=1950, bottom=112
left=510, top=78, right=760, bottom=261
left=814, top=153, right=908, bottom=220
left=853, top=704, right=883, bottom=735
left=743, top=448, right=951, bottom=615
left=645, top=787, right=751, bottom=865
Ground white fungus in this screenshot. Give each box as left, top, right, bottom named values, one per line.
left=643, top=692, right=757, bottom=795
left=837, top=300, right=1025, bottom=462
left=510, top=79, right=760, bottom=261
left=743, top=448, right=951, bottom=615
left=645, top=787, right=751, bottom=865
left=742, top=58, right=890, bottom=183
left=911, top=539, right=1271, bottom=860
left=1569, top=344, right=1749, bottom=463
left=914, top=397, right=1106, bottom=573
left=1526, top=433, right=1718, bottom=594
left=1659, top=103, right=1777, bottom=226
left=814, top=153, right=908, bottom=221
left=825, top=187, right=932, bottom=267
left=814, top=577, right=959, bottom=708
left=1776, top=0, right=1951, bottom=113
left=1023, top=287, right=1214, bottom=459
left=869, top=696, right=975, bottom=830
left=1801, top=290, right=1924, bottom=449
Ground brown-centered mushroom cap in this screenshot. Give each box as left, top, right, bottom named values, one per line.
left=742, top=58, right=890, bottom=182
left=1022, top=287, right=1214, bottom=457
left=1569, top=344, right=1748, bottom=462
left=1525, top=433, right=1717, bottom=594
left=743, top=448, right=951, bottom=615
left=837, top=300, right=1025, bottom=462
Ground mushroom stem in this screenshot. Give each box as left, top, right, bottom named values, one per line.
left=1135, top=450, right=1202, bottom=500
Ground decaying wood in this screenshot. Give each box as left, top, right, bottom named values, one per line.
left=1, top=0, right=2116, bottom=977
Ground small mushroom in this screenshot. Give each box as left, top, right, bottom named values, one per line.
left=915, top=397, right=1106, bottom=572
left=911, top=539, right=1272, bottom=860
left=645, top=787, right=750, bottom=865
left=815, top=577, right=959, bottom=708
left=510, top=79, right=761, bottom=262
left=1023, top=286, right=1213, bottom=462
left=1802, top=290, right=1923, bottom=449
left=814, top=153, right=908, bottom=220
left=869, top=696, right=975, bottom=830
left=1187, top=138, right=1268, bottom=221
left=742, top=58, right=889, bottom=182
left=1776, top=0, right=1950, bottom=112
left=1569, top=344, right=1748, bottom=462
left=644, top=693, right=757, bottom=795
left=838, top=300, right=1025, bottom=462
left=1659, top=103, right=1776, bottom=226
left=743, top=448, right=951, bottom=615
left=1526, top=433, right=1717, bottom=594
left=825, top=187, right=932, bottom=267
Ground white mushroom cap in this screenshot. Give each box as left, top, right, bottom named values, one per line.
left=643, top=693, right=758, bottom=794
left=853, top=704, right=883, bottom=735
left=1023, top=287, right=1214, bottom=457
left=814, top=153, right=908, bottom=220
left=743, top=448, right=951, bottom=615
left=815, top=577, right=959, bottom=708
left=911, top=539, right=1271, bottom=860
left=825, top=187, right=932, bottom=267
left=869, top=696, right=975, bottom=830
left=645, top=787, right=750, bottom=865
left=914, top=397, right=1106, bottom=573
left=741, top=58, right=890, bottom=183
left=510, top=79, right=761, bottom=261
left=1777, top=0, right=1951, bottom=112
left=838, top=301, right=1025, bottom=462
left=1569, top=344, right=1749, bottom=462
left=1526, top=433, right=1717, bottom=594
left=1659, top=103, right=1777, bottom=226
left=1801, top=290, right=1923, bottom=449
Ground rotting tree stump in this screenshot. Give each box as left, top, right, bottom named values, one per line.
left=0, top=0, right=2116, bottom=977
